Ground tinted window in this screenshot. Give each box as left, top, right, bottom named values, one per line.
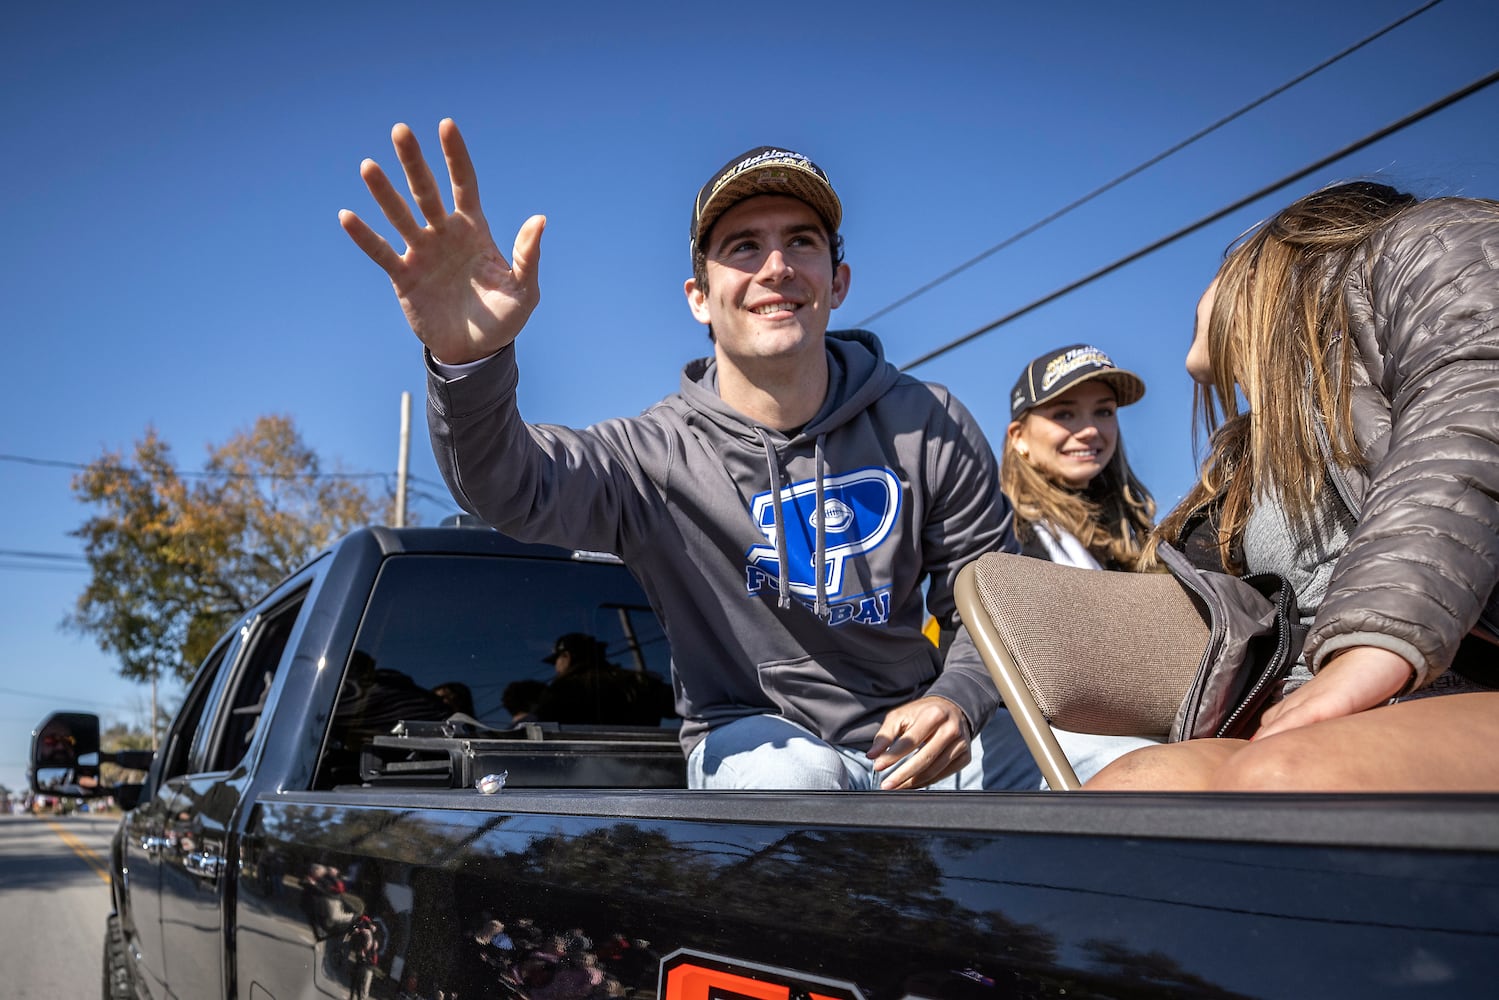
left=158, top=642, right=232, bottom=785
left=318, top=554, right=672, bottom=785
left=203, top=591, right=306, bottom=774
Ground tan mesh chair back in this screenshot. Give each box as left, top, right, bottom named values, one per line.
left=955, top=552, right=1210, bottom=790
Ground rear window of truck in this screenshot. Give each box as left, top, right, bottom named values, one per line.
left=315, top=553, right=673, bottom=788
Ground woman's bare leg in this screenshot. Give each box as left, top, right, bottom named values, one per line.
left=1083, top=739, right=1246, bottom=790
left=1085, top=693, right=1499, bottom=791
left=1213, top=693, right=1499, bottom=791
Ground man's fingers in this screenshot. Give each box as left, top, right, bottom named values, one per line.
left=868, top=697, right=973, bottom=789
left=440, top=118, right=484, bottom=216
left=360, top=158, right=422, bottom=243
left=881, top=741, right=969, bottom=791
left=338, top=210, right=403, bottom=275
left=880, top=748, right=934, bottom=790
left=391, top=122, right=450, bottom=227
left=867, top=718, right=919, bottom=768
left=511, top=215, right=547, bottom=288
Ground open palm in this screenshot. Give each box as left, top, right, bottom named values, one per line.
left=339, top=119, right=544, bottom=364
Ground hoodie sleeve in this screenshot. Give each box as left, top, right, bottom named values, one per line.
left=426, top=345, right=660, bottom=554
left=917, top=387, right=1020, bottom=727
left=1308, top=199, right=1499, bottom=687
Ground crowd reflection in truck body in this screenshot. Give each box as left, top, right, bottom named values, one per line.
left=285, top=854, right=660, bottom=998
left=440, top=915, right=652, bottom=999
left=240, top=795, right=1393, bottom=1000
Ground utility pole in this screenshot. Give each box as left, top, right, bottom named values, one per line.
left=395, top=391, right=411, bottom=528
left=150, top=666, right=159, bottom=752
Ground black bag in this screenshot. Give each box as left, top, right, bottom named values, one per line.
left=1156, top=543, right=1306, bottom=741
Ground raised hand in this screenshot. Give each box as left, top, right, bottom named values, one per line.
left=339, top=119, right=545, bottom=364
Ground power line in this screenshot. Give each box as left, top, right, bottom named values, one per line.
left=407, top=487, right=461, bottom=511
left=0, top=549, right=87, bottom=563
left=0, top=562, right=88, bottom=574
left=900, top=65, right=1499, bottom=372
left=0, top=685, right=122, bottom=709
left=855, top=0, right=1446, bottom=328
left=0, top=549, right=89, bottom=574
left=0, top=452, right=393, bottom=482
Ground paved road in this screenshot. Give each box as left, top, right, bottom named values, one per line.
left=0, top=812, right=117, bottom=998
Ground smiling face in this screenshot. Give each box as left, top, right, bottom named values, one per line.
left=1007, top=381, right=1120, bottom=489
left=684, top=194, right=850, bottom=371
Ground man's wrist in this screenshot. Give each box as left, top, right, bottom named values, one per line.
left=430, top=347, right=502, bottom=375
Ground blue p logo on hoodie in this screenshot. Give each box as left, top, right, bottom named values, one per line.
left=744, top=467, right=901, bottom=610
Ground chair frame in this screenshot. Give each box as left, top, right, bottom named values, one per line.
left=955, top=561, right=1084, bottom=791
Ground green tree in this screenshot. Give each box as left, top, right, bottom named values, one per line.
left=68, top=415, right=395, bottom=684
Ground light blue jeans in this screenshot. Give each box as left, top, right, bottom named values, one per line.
left=1046, top=727, right=1160, bottom=787
left=687, top=708, right=1041, bottom=790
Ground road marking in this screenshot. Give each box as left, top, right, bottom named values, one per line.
left=46, top=820, right=112, bottom=884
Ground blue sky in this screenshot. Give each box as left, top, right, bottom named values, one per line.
left=2, top=0, right=1495, bottom=827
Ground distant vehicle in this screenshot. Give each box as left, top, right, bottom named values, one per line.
left=29, top=524, right=1499, bottom=999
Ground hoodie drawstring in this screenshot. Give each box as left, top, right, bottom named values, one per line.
left=755, top=428, right=832, bottom=621
left=813, top=433, right=828, bottom=621
left=756, top=428, right=794, bottom=611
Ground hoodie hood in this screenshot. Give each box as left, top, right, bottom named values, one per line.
left=674, top=329, right=902, bottom=442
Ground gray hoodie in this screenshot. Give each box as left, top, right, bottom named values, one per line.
left=427, top=329, right=1018, bottom=753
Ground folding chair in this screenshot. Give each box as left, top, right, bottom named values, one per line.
left=955, top=552, right=1211, bottom=790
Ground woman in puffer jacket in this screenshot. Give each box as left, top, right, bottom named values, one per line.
left=1088, top=181, right=1499, bottom=791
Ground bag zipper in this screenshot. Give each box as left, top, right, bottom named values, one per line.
left=1214, top=575, right=1298, bottom=738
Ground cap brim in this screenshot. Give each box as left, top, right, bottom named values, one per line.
left=1097, top=369, right=1146, bottom=407
left=694, top=169, right=841, bottom=251
left=1028, top=368, right=1146, bottom=411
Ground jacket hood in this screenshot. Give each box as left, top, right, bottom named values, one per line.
left=673, top=329, right=902, bottom=440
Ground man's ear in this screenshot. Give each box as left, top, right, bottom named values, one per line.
left=830, top=262, right=851, bottom=309
left=684, top=278, right=712, bottom=326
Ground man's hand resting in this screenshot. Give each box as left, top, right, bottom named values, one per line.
left=868, top=695, right=973, bottom=790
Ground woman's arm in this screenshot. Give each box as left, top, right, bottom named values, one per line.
left=1307, top=199, right=1499, bottom=691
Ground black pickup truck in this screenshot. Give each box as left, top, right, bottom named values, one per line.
left=30, top=524, right=1499, bottom=1000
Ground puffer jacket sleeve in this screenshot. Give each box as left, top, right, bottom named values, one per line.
left=1308, top=198, right=1499, bottom=686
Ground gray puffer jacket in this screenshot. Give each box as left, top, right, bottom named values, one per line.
left=1309, top=197, right=1499, bottom=689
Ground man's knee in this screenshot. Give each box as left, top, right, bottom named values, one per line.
left=691, top=715, right=856, bottom=790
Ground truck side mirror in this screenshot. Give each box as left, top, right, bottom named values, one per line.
left=29, top=712, right=149, bottom=805
left=29, top=712, right=102, bottom=796
left=32, top=711, right=100, bottom=766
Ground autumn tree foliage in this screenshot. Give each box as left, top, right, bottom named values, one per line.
left=67, top=415, right=393, bottom=683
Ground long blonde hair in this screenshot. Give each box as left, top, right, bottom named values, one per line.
left=1157, top=181, right=1420, bottom=571
left=1001, top=429, right=1157, bottom=570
